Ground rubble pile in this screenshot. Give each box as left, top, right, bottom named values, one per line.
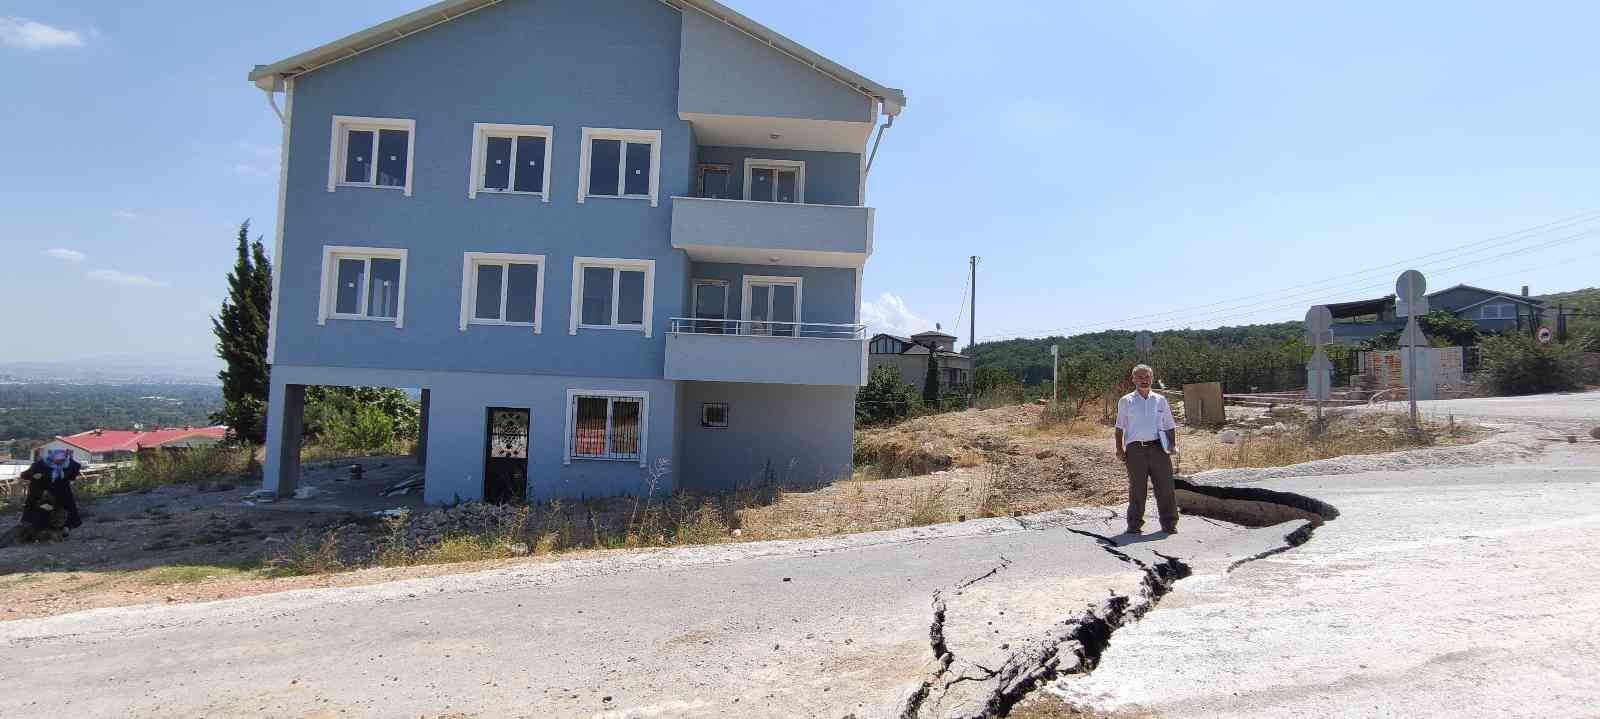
left=395, top=502, right=529, bottom=547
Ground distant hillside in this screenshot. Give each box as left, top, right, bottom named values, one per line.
left=1536, top=286, right=1600, bottom=310
left=969, top=322, right=1304, bottom=385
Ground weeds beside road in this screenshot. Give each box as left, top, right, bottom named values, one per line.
left=2, top=403, right=1486, bottom=621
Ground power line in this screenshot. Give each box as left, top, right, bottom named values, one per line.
left=1132, top=227, right=1600, bottom=333
left=979, top=209, right=1600, bottom=340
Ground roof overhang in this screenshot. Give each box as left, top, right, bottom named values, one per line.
left=248, top=0, right=906, bottom=113
left=1325, top=296, right=1393, bottom=319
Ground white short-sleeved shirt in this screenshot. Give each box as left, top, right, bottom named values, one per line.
left=1115, top=390, right=1177, bottom=452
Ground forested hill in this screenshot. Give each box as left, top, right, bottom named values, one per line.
left=968, top=322, right=1304, bottom=385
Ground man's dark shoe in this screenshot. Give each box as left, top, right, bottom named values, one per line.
left=1124, top=526, right=1143, bottom=535
left=66, top=518, right=84, bottom=529
left=1161, top=525, right=1178, bottom=535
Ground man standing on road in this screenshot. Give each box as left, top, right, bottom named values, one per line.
left=1114, top=364, right=1179, bottom=535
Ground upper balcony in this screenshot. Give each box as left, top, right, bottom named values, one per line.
left=672, top=197, right=873, bottom=269
left=665, top=318, right=866, bottom=386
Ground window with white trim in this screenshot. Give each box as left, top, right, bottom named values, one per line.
left=578, top=128, right=661, bottom=206
left=744, top=159, right=804, bottom=203
left=1477, top=303, right=1515, bottom=320
left=569, top=257, right=655, bottom=336
left=318, top=246, right=408, bottom=327
left=700, top=402, right=729, bottom=429
left=469, top=123, right=553, bottom=200
left=566, top=390, right=647, bottom=464
left=460, top=253, right=545, bottom=332
left=328, top=116, right=415, bottom=195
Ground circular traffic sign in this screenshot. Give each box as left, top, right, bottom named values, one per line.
left=1395, top=269, right=1427, bottom=303
left=1305, top=305, right=1333, bottom=335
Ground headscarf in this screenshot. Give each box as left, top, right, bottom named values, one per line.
left=45, top=449, right=71, bottom=481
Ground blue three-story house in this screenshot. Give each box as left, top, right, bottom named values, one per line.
left=249, top=0, right=906, bottom=503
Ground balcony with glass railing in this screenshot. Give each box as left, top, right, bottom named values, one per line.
left=664, top=318, right=867, bottom=386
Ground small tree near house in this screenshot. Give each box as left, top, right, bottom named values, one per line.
left=211, top=221, right=273, bottom=445
left=923, top=351, right=941, bottom=404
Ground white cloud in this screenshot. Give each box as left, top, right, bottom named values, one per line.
left=43, top=248, right=87, bottom=262
left=0, top=17, right=85, bottom=50
left=88, top=269, right=164, bottom=288
left=113, top=210, right=142, bottom=219
left=860, top=293, right=932, bottom=339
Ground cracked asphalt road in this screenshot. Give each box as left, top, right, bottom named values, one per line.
left=1052, top=442, right=1600, bottom=718
left=5, top=391, right=1594, bottom=717
left=0, top=506, right=1301, bottom=718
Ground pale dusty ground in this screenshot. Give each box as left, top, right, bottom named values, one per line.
left=1, top=403, right=1485, bottom=621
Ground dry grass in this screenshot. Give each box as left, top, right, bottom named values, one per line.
left=1184, top=409, right=1485, bottom=473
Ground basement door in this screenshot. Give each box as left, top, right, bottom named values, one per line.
left=484, top=407, right=529, bottom=504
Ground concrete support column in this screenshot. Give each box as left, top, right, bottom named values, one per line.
left=416, top=388, right=431, bottom=466
left=262, top=382, right=305, bottom=497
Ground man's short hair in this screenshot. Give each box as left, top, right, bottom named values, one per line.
left=1131, top=364, right=1154, bottom=377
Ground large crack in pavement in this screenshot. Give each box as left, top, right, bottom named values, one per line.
left=900, top=482, right=1340, bottom=719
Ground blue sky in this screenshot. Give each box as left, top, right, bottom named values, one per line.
left=3, top=1, right=1599, bottom=367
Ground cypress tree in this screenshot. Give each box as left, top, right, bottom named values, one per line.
left=923, top=350, right=941, bottom=405
left=210, top=221, right=273, bottom=444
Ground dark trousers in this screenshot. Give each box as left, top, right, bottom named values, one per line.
left=23, top=476, right=81, bottom=527
left=1124, top=442, right=1177, bottom=532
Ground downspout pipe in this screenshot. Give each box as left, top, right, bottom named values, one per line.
left=863, top=110, right=895, bottom=179
left=264, top=87, right=285, bottom=123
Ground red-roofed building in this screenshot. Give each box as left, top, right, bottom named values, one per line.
left=35, top=426, right=230, bottom=464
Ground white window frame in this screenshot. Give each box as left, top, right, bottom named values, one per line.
left=577, top=127, right=662, bottom=207
left=327, top=115, right=416, bottom=196
left=700, top=402, right=729, bottom=429
left=743, top=158, right=806, bottom=203
left=1479, top=303, right=1514, bottom=320
left=569, top=257, right=656, bottom=337
left=741, top=275, right=804, bottom=334
left=563, top=388, right=649, bottom=466
left=459, top=252, right=547, bottom=332
left=468, top=123, right=554, bottom=201
left=317, top=246, right=409, bottom=328
left=692, top=279, right=729, bottom=320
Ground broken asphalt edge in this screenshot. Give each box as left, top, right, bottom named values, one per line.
left=899, top=482, right=1340, bottom=719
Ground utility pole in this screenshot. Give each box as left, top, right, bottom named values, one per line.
left=968, top=256, right=978, bottom=353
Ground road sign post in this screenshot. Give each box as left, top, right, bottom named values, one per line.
left=1396, top=270, right=1428, bottom=429
left=1305, top=305, right=1334, bottom=424
left=1051, top=344, right=1060, bottom=404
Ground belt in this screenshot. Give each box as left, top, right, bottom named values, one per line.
left=1128, top=440, right=1162, bottom=447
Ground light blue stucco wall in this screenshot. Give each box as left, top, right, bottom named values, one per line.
left=677, top=6, right=873, bottom=123
left=671, top=197, right=872, bottom=257
left=269, top=365, right=679, bottom=503
left=688, top=262, right=858, bottom=327
left=665, top=333, right=866, bottom=386
left=677, top=381, right=856, bottom=490
left=696, top=146, right=862, bottom=206
left=277, top=0, right=691, bottom=379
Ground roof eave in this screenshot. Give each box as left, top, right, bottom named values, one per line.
left=247, top=0, right=906, bottom=112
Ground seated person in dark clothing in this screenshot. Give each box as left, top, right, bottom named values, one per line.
left=23, top=449, right=83, bottom=529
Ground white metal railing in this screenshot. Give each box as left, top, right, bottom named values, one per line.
left=668, top=317, right=865, bottom=339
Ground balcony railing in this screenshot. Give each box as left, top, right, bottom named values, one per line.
left=664, top=318, right=868, bottom=386
left=671, top=196, right=873, bottom=269
left=667, top=317, right=865, bottom=340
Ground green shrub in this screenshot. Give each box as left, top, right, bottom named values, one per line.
left=857, top=365, right=918, bottom=426
left=1476, top=333, right=1583, bottom=395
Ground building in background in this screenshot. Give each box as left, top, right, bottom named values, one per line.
left=249, top=0, right=906, bottom=503
left=1326, top=284, right=1546, bottom=346
left=868, top=326, right=972, bottom=394
left=33, top=426, right=229, bottom=464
